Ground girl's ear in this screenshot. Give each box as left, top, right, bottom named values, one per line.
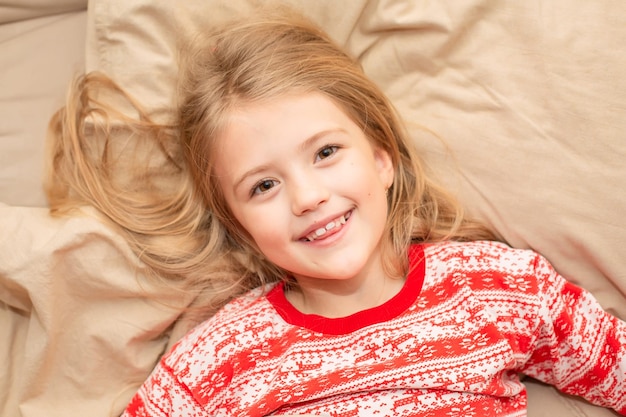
left=373, top=146, right=395, bottom=190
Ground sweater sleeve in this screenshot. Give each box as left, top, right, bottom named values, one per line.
left=521, top=254, right=626, bottom=415
left=122, top=361, right=197, bottom=417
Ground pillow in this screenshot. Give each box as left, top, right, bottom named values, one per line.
left=85, top=0, right=368, bottom=120
left=86, top=0, right=626, bottom=321
left=0, top=9, right=86, bottom=207
left=0, top=0, right=87, bottom=23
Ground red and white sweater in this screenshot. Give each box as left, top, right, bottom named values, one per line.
left=124, top=241, right=626, bottom=416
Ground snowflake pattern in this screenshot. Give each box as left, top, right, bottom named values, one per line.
left=123, top=241, right=626, bottom=417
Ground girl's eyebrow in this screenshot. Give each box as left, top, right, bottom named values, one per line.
left=233, top=128, right=346, bottom=192
left=233, top=164, right=272, bottom=194
left=298, top=128, right=346, bottom=153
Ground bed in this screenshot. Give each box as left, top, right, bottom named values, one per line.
left=1, top=1, right=625, bottom=416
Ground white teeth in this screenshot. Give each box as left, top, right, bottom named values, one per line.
left=306, top=213, right=349, bottom=241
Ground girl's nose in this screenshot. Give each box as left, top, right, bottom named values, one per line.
left=289, top=175, right=330, bottom=215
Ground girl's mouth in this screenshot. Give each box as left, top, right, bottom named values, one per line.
left=304, top=211, right=352, bottom=242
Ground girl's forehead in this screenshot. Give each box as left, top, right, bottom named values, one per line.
left=213, top=92, right=370, bottom=168
left=211, top=91, right=383, bottom=167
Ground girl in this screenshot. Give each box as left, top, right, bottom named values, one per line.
left=48, top=9, right=625, bottom=417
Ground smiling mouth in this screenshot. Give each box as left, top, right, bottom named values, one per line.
left=304, top=211, right=352, bottom=242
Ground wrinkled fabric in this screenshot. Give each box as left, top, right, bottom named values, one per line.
left=2, top=1, right=626, bottom=416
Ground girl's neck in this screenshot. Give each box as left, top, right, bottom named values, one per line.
left=284, top=271, right=406, bottom=318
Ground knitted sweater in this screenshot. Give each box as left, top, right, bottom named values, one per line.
left=123, top=241, right=626, bottom=416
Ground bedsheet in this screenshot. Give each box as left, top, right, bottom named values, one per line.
left=1, top=1, right=625, bottom=416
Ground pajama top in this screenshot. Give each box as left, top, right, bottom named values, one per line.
left=123, top=241, right=626, bottom=416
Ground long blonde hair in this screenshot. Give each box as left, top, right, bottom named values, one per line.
left=46, top=10, right=495, bottom=321
left=179, top=11, right=496, bottom=282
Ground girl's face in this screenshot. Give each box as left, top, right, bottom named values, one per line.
left=214, top=92, right=394, bottom=287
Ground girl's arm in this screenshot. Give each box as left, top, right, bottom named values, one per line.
left=123, top=364, right=177, bottom=417
left=522, top=254, right=626, bottom=415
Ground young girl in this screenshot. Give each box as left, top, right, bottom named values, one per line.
left=48, top=10, right=625, bottom=417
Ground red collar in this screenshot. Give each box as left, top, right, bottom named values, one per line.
left=266, top=244, right=425, bottom=335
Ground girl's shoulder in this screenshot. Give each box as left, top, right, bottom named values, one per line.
left=421, top=240, right=555, bottom=291
left=163, top=284, right=281, bottom=367
left=424, top=240, right=542, bottom=270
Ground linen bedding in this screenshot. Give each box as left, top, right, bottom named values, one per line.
left=1, top=1, right=625, bottom=416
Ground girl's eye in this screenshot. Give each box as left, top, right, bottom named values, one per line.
left=316, top=145, right=338, bottom=161
left=251, top=179, right=277, bottom=196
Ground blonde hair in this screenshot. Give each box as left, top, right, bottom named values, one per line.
left=46, top=10, right=495, bottom=322
left=179, top=11, right=496, bottom=281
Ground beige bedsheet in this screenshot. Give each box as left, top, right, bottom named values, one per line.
left=0, top=204, right=191, bottom=416
left=1, top=1, right=625, bottom=416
